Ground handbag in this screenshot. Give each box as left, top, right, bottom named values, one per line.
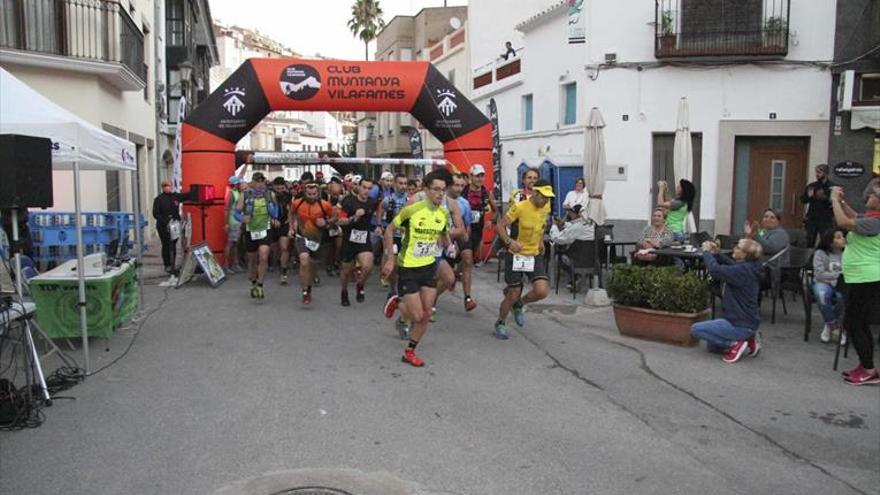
left=168, top=219, right=181, bottom=241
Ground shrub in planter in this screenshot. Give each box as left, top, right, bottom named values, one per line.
left=607, top=265, right=710, bottom=346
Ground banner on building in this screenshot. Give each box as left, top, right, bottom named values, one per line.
left=172, top=96, right=186, bottom=193
left=408, top=127, right=424, bottom=159
left=488, top=98, right=502, bottom=195
left=568, top=0, right=586, bottom=44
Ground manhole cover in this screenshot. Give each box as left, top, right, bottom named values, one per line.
left=271, top=489, right=353, bottom=495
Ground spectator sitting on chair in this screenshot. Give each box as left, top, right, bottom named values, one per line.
left=801, top=164, right=835, bottom=247
left=500, top=41, right=517, bottom=61
left=562, top=177, right=589, bottom=214
left=690, top=238, right=764, bottom=363
left=830, top=180, right=880, bottom=386
left=813, top=227, right=847, bottom=344
left=744, top=208, right=790, bottom=262
left=549, top=204, right=594, bottom=247
left=634, top=207, right=674, bottom=264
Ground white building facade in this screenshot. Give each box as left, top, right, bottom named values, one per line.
left=211, top=21, right=354, bottom=156
left=1, top=0, right=159, bottom=214
left=470, top=0, right=834, bottom=237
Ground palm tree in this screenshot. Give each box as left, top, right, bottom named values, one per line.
left=347, top=0, right=386, bottom=61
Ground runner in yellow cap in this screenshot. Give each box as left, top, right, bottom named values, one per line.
left=493, top=179, right=555, bottom=339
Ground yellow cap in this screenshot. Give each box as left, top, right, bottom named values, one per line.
left=534, top=185, right=555, bottom=198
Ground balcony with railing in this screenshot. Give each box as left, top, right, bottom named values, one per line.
left=0, top=0, right=146, bottom=90
left=654, top=0, right=790, bottom=59
left=472, top=47, right=523, bottom=94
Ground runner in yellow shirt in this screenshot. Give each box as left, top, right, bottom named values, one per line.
left=381, top=169, right=452, bottom=367
left=493, top=180, right=554, bottom=339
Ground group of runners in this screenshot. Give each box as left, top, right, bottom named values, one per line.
left=223, top=164, right=555, bottom=367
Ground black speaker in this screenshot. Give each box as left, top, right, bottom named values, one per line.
left=0, top=134, right=53, bottom=208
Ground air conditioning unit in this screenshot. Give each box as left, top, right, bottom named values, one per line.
left=837, top=70, right=855, bottom=112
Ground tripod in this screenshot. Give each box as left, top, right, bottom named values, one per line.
left=5, top=208, right=55, bottom=405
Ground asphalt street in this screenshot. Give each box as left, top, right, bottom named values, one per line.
left=1, top=255, right=878, bottom=495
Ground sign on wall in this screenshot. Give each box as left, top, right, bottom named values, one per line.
left=568, top=0, right=586, bottom=44
left=833, top=161, right=866, bottom=179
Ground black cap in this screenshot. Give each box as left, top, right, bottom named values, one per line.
left=252, top=172, right=266, bottom=181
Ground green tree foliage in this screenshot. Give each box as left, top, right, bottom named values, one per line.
left=347, top=0, right=386, bottom=61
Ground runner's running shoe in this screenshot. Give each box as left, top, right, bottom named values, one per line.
left=384, top=294, right=399, bottom=319
left=280, top=273, right=289, bottom=285
left=512, top=301, right=525, bottom=327
left=494, top=321, right=509, bottom=340
left=464, top=296, right=477, bottom=312
left=302, top=289, right=312, bottom=305
left=341, top=289, right=351, bottom=307
left=356, top=283, right=365, bottom=303
left=401, top=348, right=424, bottom=367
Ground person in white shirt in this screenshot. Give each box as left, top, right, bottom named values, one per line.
left=562, top=177, right=589, bottom=216
left=549, top=205, right=594, bottom=246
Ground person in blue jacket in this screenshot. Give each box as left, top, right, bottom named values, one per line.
left=691, top=238, right=764, bottom=363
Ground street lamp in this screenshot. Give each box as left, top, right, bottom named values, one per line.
left=178, top=61, right=193, bottom=86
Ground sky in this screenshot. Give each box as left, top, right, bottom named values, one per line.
left=208, top=0, right=469, bottom=60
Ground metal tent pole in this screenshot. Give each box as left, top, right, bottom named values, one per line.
left=73, top=162, right=90, bottom=375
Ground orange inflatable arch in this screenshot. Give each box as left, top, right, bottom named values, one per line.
left=182, top=58, right=493, bottom=262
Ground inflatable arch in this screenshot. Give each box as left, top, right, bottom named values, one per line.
left=182, top=58, right=493, bottom=261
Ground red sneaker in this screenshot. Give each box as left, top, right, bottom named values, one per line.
left=383, top=294, right=399, bottom=319
left=401, top=348, right=424, bottom=367
left=841, top=365, right=864, bottom=379
left=464, top=296, right=477, bottom=312
left=302, top=290, right=312, bottom=305
left=747, top=332, right=761, bottom=358
left=722, top=340, right=748, bottom=364
left=844, top=367, right=880, bottom=386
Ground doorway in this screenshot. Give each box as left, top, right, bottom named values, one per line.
left=733, top=137, right=809, bottom=233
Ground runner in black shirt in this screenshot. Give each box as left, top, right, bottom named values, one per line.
left=338, top=177, right=380, bottom=306
left=271, top=177, right=294, bottom=284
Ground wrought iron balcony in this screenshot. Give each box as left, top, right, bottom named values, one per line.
left=654, top=0, right=790, bottom=59
left=0, top=0, right=146, bottom=90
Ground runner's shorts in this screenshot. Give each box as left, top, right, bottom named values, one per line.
left=469, top=222, right=483, bottom=253
left=397, top=264, right=438, bottom=296
left=226, top=224, right=241, bottom=245
left=503, top=251, right=549, bottom=287
left=342, top=239, right=373, bottom=263
left=442, top=238, right=469, bottom=266
left=294, top=235, right=323, bottom=257
left=270, top=223, right=290, bottom=243
left=245, top=230, right=272, bottom=253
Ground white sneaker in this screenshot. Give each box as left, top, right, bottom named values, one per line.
left=833, top=328, right=848, bottom=346
left=820, top=324, right=832, bottom=343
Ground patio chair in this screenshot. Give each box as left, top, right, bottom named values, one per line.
left=761, top=245, right=790, bottom=324
left=555, top=240, right=601, bottom=299
left=714, top=234, right=740, bottom=250
left=689, top=231, right=711, bottom=246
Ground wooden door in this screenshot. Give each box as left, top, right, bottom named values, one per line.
left=747, top=145, right=807, bottom=229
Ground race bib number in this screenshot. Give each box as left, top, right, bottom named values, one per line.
left=349, top=229, right=368, bottom=244
left=250, top=229, right=268, bottom=240
left=511, top=254, right=535, bottom=272
left=304, top=238, right=321, bottom=252
left=472, top=211, right=482, bottom=224
left=414, top=241, right=440, bottom=258
left=328, top=226, right=341, bottom=238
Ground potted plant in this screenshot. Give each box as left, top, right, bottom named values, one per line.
left=763, top=16, right=786, bottom=50
left=606, top=265, right=710, bottom=346
left=658, top=10, right=675, bottom=53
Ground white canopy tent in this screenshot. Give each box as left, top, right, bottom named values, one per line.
left=0, top=67, right=139, bottom=375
